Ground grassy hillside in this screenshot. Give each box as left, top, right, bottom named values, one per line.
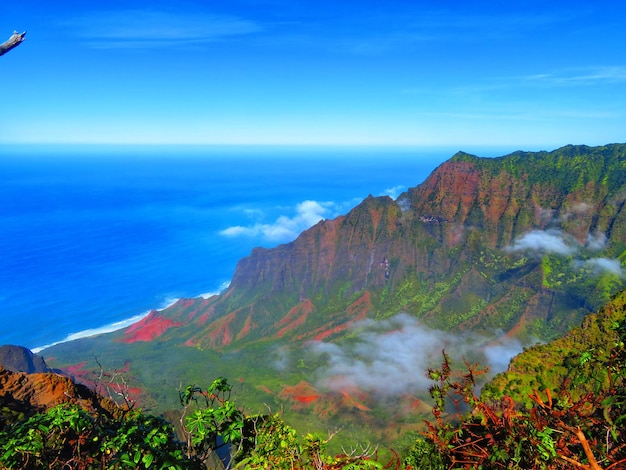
left=44, top=143, right=626, bottom=456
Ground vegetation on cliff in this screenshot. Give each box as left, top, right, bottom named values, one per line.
left=407, top=289, right=626, bottom=469
left=107, top=143, right=626, bottom=350
left=2, top=288, right=626, bottom=468
left=38, top=143, right=626, bottom=462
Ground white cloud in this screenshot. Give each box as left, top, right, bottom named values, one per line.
left=381, top=185, right=406, bottom=199
left=483, top=337, right=524, bottom=373
left=396, top=196, right=411, bottom=212
left=579, top=258, right=625, bottom=277
left=505, top=229, right=578, bottom=256
left=67, top=10, right=263, bottom=48
left=560, top=202, right=592, bottom=222
left=307, top=314, right=521, bottom=397
left=586, top=232, right=608, bottom=251
left=522, top=66, right=626, bottom=86
left=220, top=200, right=332, bottom=242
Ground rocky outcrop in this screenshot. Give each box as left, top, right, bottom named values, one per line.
left=0, top=345, right=52, bottom=373
left=0, top=366, right=123, bottom=426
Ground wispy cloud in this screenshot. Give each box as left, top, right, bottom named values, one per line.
left=576, top=258, right=625, bottom=277
left=381, top=185, right=405, bottom=199
left=521, top=66, right=626, bottom=86
left=505, top=229, right=578, bottom=255
left=66, top=9, right=263, bottom=49
left=307, top=314, right=523, bottom=397
left=220, top=200, right=335, bottom=242
left=505, top=229, right=624, bottom=277
left=336, top=9, right=572, bottom=55
left=586, top=231, right=608, bottom=251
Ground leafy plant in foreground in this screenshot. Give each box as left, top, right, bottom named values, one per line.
left=410, top=346, right=626, bottom=469
left=0, top=403, right=190, bottom=469
left=178, top=377, right=245, bottom=467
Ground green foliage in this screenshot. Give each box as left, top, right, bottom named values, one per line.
left=417, top=341, right=626, bottom=469
left=484, top=289, right=626, bottom=407
left=236, top=413, right=302, bottom=469
left=0, top=403, right=190, bottom=469
left=402, top=438, right=444, bottom=470
left=236, top=413, right=389, bottom=469
left=179, top=377, right=244, bottom=464
left=0, top=375, right=396, bottom=470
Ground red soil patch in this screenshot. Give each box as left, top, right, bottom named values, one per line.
left=278, top=381, right=321, bottom=409
left=294, top=394, right=320, bottom=404
left=209, top=313, right=235, bottom=346
left=306, top=296, right=369, bottom=342
left=120, top=310, right=182, bottom=343
left=340, top=390, right=370, bottom=412
left=257, top=385, right=273, bottom=395
left=186, top=311, right=237, bottom=348
left=197, top=311, right=211, bottom=325
left=62, top=362, right=88, bottom=376
left=346, top=292, right=372, bottom=318
left=193, top=301, right=215, bottom=325
left=275, top=299, right=314, bottom=338
left=236, top=314, right=254, bottom=341
left=314, top=324, right=349, bottom=342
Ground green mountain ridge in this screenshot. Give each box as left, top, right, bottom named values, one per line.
left=129, top=142, right=626, bottom=347
left=483, top=287, right=626, bottom=406
left=43, top=143, right=626, bottom=450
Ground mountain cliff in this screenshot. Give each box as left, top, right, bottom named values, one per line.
left=43, top=143, right=626, bottom=444
left=109, top=144, right=626, bottom=350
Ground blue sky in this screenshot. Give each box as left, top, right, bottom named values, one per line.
left=1, top=1, right=625, bottom=149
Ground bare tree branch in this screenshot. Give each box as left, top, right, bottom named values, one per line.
left=0, top=30, right=26, bottom=56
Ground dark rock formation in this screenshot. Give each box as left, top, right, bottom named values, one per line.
left=0, top=345, right=52, bottom=374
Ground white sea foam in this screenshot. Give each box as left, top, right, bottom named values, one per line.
left=32, top=312, right=149, bottom=354
left=198, top=281, right=230, bottom=299
left=32, top=285, right=231, bottom=354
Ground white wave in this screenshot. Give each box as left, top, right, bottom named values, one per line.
left=198, top=281, right=230, bottom=299
left=32, top=312, right=150, bottom=354
left=32, top=284, right=230, bottom=353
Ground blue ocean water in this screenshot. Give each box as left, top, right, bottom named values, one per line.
left=0, top=146, right=452, bottom=351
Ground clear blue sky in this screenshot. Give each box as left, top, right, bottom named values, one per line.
left=1, top=1, right=625, bottom=149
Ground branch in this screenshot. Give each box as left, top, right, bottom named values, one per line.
left=575, top=428, right=604, bottom=470
left=0, top=30, right=26, bottom=56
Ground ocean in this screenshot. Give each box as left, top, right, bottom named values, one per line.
left=0, top=146, right=456, bottom=351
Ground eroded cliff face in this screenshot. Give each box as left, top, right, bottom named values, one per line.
left=0, top=366, right=122, bottom=423
left=38, top=144, right=626, bottom=447
left=129, top=144, right=626, bottom=350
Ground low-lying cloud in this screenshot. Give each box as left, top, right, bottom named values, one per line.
left=586, top=231, right=608, bottom=251
left=577, top=257, right=625, bottom=277
left=381, top=185, right=406, bottom=199
left=396, top=196, right=411, bottom=212
left=505, top=229, right=577, bottom=255
left=220, top=200, right=334, bottom=242
left=505, top=229, right=623, bottom=277
left=306, top=314, right=522, bottom=397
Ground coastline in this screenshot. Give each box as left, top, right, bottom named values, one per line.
left=1, top=149, right=443, bottom=355
left=31, top=282, right=229, bottom=354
